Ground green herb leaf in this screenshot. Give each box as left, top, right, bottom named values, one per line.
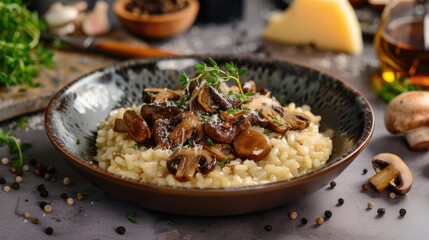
left=238, top=68, right=247, bottom=76
left=195, top=62, right=207, bottom=73
left=133, top=143, right=141, bottom=150
left=226, top=108, right=239, bottom=114
left=217, top=157, right=230, bottom=167
left=76, top=139, right=81, bottom=145
left=0, top=128, right=26, bottom=167
left=127, top=212, right=137, bottom=224
left=207, top=138, right=214, bottom=146
left=273, top=116, right=283, bottom=126
left=14, top=117, right=28, bottom=129
left=208, top=57, right=218, bottom=68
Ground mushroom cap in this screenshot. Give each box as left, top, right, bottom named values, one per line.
left=384, top=91, right=429, bottom=134
left=372, top=153, right=413, bottom=194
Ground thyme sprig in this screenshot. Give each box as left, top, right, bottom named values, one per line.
left=180, top=58, right=248, bottom=100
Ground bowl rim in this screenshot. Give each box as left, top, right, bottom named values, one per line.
left=44, top=54, right=374, bottom=196
left=113, top=0, right=199, bottom=23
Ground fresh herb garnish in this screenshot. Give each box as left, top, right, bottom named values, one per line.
left=372, top=76, right=421, bottom=103
left=0, top=128, right=29, bottom=168
left=217, top=157, right=230, bottom=167
left=127, top=212, right=137, bottom=224
left=226, top=108, right=239, bottom=115
left=76, top=138, right=81, bottom=145
left=0, top=0, right=56, bottom=87
left=133, top=143, right=141, bottom=150
left=273, top=116, right=283, bottom=126
left=180, top=58, right=248, bottom=101
left=14, top=116, right=28, bottom=129
left=207, top=138, right=214, bottom=147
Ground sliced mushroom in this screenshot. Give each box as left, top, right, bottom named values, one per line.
left=233, top=127, right=272, bottom=162
left=204, top=120, right=237, bottom=144
left=203, top=143, right=236, bottom=162
left=368, top=153, right=413, bottom=195
left=140, top=103, right=181, bottom=126
left=166, top=148, right=216, bottom=182
left=245, top=95, right=288, bottom=133
left=208, top=86, right=234, bottom=110
left=168, top=112, right=204, bottom=147
left=143, top=88, right=181, bottom=103
left=123, top=110, right=151, bottom=144
left=113, top=118, right=127, bottom=132
left=384, top=91, right=429, bottom=151
left=283, top=112, right=310, bottom=131
left=152, top=118, right=171, bottom=148
left=197, top=85, right=218, bottom=113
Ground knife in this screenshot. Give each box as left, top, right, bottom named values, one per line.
left=41, top=33, right=179, bottom=58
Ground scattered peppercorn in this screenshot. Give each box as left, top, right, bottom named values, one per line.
left=39, top=201, right=48, bottom=210
left=329, top=181, right=336, bottom=188
left=23, top=211, right=31, bottom=219
left=45, top=227, right=54, bottom=235
left=301, top=218, right=308, bottom=225
left=60, top=192, right=68, bottom=199
left=11, top=181, right=20, bottom=190
left=1, top=157, right=9, bottom=165
left=388, top=192, right=396, bottom=199
left=76, top=192, right=84, bottom=201
left=337, top=198, right=344, bottom=206
left=33, top=168, right=41, bottom=176
left=63, top=177, right=72, bottom=186
left=3, top=185, right=10, bottom=192
left=35, top=163, right=44, bottom=171
left=264, top=225, right=272, bottom=232
left=10, top=167, right=16, bottom=174
left=399, top=208, right=406, bottom=217
left=0, top=177, right=5, bottom=184
left=37, top=184, right=45, bottom=192
left=377, top=208, right=386, bottom=217
left=362, top=169, right=368, bottom=175
left=316, top=217, right=324, bottom=225
left=116, top=226, right=126, bottom=235
left=15, top=176, right=22, bottom=183
left=31, top=218, right=39, bottom=224
left=288, top=211, right=298, bottom=220
left=44, top=204, right=53, bottom=213
left=46, top=165, right=55, bottom=174
left=66, top=198, right=74, bottom=206
left=23, top=164, right=30, bottom=172
left=40, top=189, right=49, bottom=198
left=361, top=183, right=369, bottom=191
left=324, top=210, right=332, bottom=219
left=367, top=202, right=374, bottom=209
left=44, top=173, right=52, bottom=181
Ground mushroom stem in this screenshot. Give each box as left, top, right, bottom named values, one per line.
left=368, top=164, right=399, bottom=192
left=405, top=126, right=429, bottom=151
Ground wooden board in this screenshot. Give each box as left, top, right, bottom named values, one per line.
left=0, top=50, right=118, bottom=122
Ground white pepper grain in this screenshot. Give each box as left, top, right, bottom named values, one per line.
left=1, top=157, right=9, bottom=165
left=367, top=202, right=374, bottom=209
left=43, top=204, right=53, bottom=213
left=3, top=185, right=10, bottom=192
left=23, top=211, right=31, bottom=219
left=66, top=198, right=74, bottom=206
left=63, top=177, right=72, bottom=186
left=22, top=164, right=30, bottom=172
left=389, top=192, right=396, bottom=199
left=15, top=176, right=23, bottom=183
left=289, top=211, right=298, bottom=220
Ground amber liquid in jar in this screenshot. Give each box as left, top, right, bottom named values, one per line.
left=374, top=16, right=429, bottom=87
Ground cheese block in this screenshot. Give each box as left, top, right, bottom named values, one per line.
left=262, top=0, right=363, bottom=54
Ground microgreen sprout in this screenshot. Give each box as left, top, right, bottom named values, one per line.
left=0, top=128, right=29, bottom=168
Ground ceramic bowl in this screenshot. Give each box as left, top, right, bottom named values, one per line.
left=45, top=55, right=374, bottom=216
left=113, top=0, right=199, bottom=39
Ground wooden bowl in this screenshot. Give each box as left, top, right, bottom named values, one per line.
left=113, top=0, right=199, bottom=39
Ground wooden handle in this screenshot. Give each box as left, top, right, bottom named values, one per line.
left=94, top=40, right=179, bottom=58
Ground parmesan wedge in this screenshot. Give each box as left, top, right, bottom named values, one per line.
left=262, top=0, right=363, bottom=54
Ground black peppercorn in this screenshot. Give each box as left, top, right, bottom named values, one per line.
left=329, top=181, right=336, bottom=188
left=15, top=168, right=23, bottom=176
left=39, top=201, right=48, bottom=209
left=324, top=210, right=332, bottom=219
left=29, top=158, right=37, bottom=166
left=399, top=208, right=406, bottom=217
left=0, top=177, right=6, bottom=185
left=33, top=168, right=41, bottom=176
left=116, top=226, right=126, bottom=235
left=264, top=225, right=272, bottom=232
left=11, top=182, right=20, bottom=190
left=60, top=192, right=68, bottom=199
left=377, top=208, right=386, bottom=216
left=46, top=165, right=55, bottom=174
left=37, top=184, right=45, bottom=192
left=338, top=198, right=344, bottom=206
left=301, top=218, right=308, bottom=225
left=40, top=189, right=49, bottom=198
left=362, top=169, right=368, bottom=175
left=45, top=227, right=54, bottom=235
left=35, top=163, right=44, bottom=171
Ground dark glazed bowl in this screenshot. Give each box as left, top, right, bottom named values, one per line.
left=45, top=55, right=374, bottom=216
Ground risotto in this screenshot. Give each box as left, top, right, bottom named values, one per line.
left=94, top=59, right=333, bottom=188
left=95, top=103, right=333, bottom=188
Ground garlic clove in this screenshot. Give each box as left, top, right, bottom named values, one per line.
left=82, top=0, right=111, bottom=36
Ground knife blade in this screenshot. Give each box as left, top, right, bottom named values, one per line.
left=41, top=33, right=179, bottom=58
